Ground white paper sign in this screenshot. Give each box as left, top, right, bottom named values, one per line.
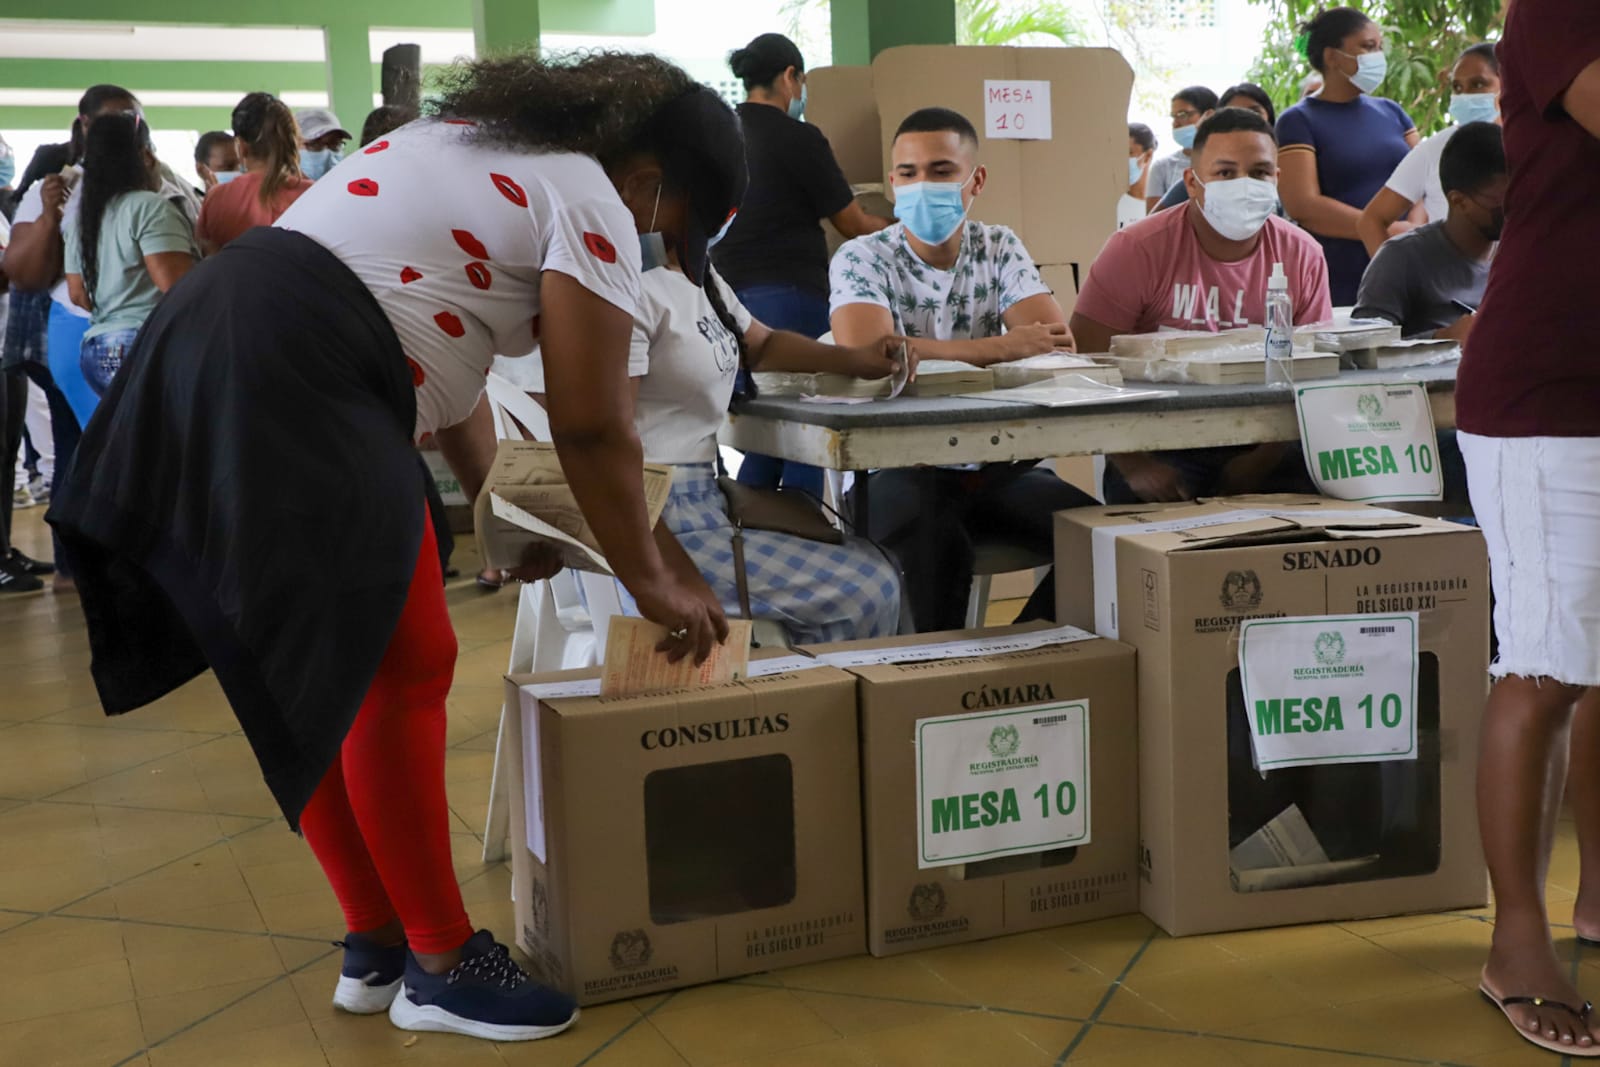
left=984, top=79, right=1052, bottom=140
left=1296, top=381, right=1443, bottom=501
left=1238, top=613, right=1419, bottom=771
left=915, top=700, right=1090, bottom=868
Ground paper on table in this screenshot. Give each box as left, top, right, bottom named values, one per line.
left=956, top=376, right=1176, bottom=408
left=599, top=617, right=754, bottom=697
left=476, top=440, right=672, bottom=574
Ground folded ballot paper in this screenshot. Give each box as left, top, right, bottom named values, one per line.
left=753, top=359, right=992, bottom=400
left=475, top=440, right=672, bottom=574
left=599, top=616, right=754, bottom=697
left=990, top=353, right=1124, bottom=389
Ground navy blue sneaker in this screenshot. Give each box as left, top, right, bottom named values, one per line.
left=387, top=930, right=578, bottom=1041
left=332, top=932, right=407, bottom=1014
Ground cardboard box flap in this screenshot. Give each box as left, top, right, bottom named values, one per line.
left=511, top=651, right=843, bottom=717
left=803, top=622, right=1117, bottom=681
left=807, top=65, right=880, bottom=186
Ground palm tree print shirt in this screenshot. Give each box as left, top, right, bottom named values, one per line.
left=828, top=220, right=1049, bottom=339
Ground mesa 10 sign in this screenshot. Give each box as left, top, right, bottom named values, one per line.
left=983, top=80, right=1052, bottom=140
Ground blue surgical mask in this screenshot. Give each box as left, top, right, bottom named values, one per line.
left=0, top=146, right=14, bottom=188
left=1128, top=156, right=1145, bottom=184
left=1173, top=124, right=1198, bottom=151
left=640, top=232, right=669, bottom=272
left=213, top=170, right=242, bottom=185
left=788, top=82, right=808, bottom=120
left=1340, top=50, right=1389, bottom=94
left=1448, top=92, right=1498, bottom=126
left=893, top=170, right=975, bottom=246
left=300, top=146, right=342, bottom=181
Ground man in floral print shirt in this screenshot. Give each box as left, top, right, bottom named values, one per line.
left=829, top=107, right=1094, bottom=632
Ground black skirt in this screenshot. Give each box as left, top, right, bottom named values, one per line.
left=47, top=227, right=425, bottom=829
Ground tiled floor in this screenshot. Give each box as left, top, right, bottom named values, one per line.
left=0, top=505, right=1584, bottom=1066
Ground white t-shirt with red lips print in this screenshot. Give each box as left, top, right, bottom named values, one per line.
left=275, top=118, right=643, bottom=440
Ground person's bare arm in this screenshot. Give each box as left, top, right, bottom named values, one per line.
left=1278, top=150, right=1364, bottom=241
left=1358, top=187, right=1417, bottom=257
left=144, top=251, right=194, bottom=293
left=744, top=317, right=907, bottom=378
left=828, top=200, right=892, bottom=238
left=1561, top=56, right=1600, bottom=139
left=434, top=393, right=497, bottom=503
left=831, top=301, right=1073, bottom=367
left=1067, top=311, right=1119, bottom=354
left=541, top=270, right=726, bottom=659
left=66, top=273, right=90, bottom=312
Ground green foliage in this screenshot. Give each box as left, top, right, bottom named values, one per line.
left=1247, top=0, right=1502, bottom=134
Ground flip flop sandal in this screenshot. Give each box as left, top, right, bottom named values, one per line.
left=1480, top=982, right=1600, bottom=1057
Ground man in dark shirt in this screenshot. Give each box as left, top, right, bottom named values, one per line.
left=1353, top=121, right=1505, bottom=340
left=714, top=32, right=889, bottom=494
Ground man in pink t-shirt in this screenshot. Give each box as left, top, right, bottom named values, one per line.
left=1071, top=107, right=1333, bottom=502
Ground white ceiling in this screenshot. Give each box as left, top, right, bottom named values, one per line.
left=0, top=21, right=480, bottom=64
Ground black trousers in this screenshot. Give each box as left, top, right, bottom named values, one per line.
left=863, top=464, right=1096, bottom=633
left=0, top=368, right=25, bottom=552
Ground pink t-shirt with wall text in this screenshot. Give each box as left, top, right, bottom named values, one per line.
left=1074, top=205, right=1332, bottom=335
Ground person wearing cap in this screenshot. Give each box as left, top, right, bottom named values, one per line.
left=713, top=32, right=890, bottom=497
left=48, top=53, right=745, bottom=1043
left=295, top=106, right=352, bottom=180
left=829, top=106, right=1092, bottom=633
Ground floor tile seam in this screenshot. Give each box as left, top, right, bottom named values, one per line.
left=1086, top=1014, right=1475, bottom=1065
left=33, top=732, right=234, bottom=806
left=7, top=796, right=276, bottom=824
left=107, top=945, right=340, bottom=1067
left=1054, top=929, right=1157, bottom=1064
left=30, top=907, right=341, bottom=945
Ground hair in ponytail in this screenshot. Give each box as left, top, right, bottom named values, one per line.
left=77, top=110, right=155, bottom=311
left=231, top=92, right=301, bottom=208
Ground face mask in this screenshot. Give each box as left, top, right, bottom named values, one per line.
left=640, top=184, right=669, bottom=271
left=1340, top=50, right=1388, bottom=94
left=213, top=170, right=242, bottom=185
left=300, top=146, right=342, bottom=181
left=1173, top=124, right=1198, bottom=151
left=0, top=149, right=14, bottom=189
left=1128, top=157, right=1145, bottom=184
left=1197, top=176, right=1278, bottom=241
left=1448, top=92, right=1498, bottom=126
left=893, top=170, right=975, bottom=245
left=788, top=82, right=808, bottom=120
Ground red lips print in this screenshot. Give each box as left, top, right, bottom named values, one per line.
left=347, top=178, right=379, bottom=197
left=452, top=229, right=489, bottom=259
left=399, top=266, right=422, bottom=284
left=434, top=312, right=466, bottom=338
left=363, top=140, right=389, bottom=154
left=407, top=358, right=426, bottom=386
left=490, top=173, right=528, bottom=207
left=465, top=262, right=492, bottom=290
left=583, top=232, right=617, bottom=263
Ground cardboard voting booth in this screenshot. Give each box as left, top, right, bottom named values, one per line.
left=803, top=623, right=1139, bottom=957
left=505, top=656, right=866, bottom=1004
left=1054, top=497, right=1490, bottom=936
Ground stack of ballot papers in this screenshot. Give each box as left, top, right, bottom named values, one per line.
left=1347, top=337, right=1461, bottom=369
left=1107, top=349, right=1341, bottom=385
left=599, top=617, right=754, bottom=697
left=990, top=353, right=1124, bottom=388
left=1310, top=320, right=1404, bottom=354
left=958, top=375, right=1176, bottom=408
left=475, top=440, right=671, bottom=574
left=752, top=359, right=992, bottom=399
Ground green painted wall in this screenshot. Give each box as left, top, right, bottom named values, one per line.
left=832, top=0, right=957, bottom=65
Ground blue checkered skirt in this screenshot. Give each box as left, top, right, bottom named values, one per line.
left=613, top=463, right=901, bottom=644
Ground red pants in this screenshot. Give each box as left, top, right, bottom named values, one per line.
left=299, top=517, right=474, bottom=955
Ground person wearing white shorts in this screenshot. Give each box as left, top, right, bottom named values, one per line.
left=1455, top=2, right=1600, bottom=1056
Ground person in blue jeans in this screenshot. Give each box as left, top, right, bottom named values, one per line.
left=63, top=112, right=196, bottom=396
left=712, top=32, right=891, bottom=496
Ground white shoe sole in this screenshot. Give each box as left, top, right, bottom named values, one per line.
left=333, top=975, right=404, bottom=1014
left=388, top=987, right=579, bottom=1041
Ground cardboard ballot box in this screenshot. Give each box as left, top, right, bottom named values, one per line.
left=504, top=655, right=866, bottom=1005
left=803, top=624, right=1138, bottom=957
left=1054, top=497, right=1489, bottom=936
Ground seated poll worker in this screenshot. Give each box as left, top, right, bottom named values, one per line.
left=829, top=106, right=1096, bottom=633
left=609, top=237, right=906, bottom=644
left=1353, top=121, right=1504, bottom=342
left=1351, top=121, right=1505, bottom=511
left=1070, top=108, right=1333, bottom=503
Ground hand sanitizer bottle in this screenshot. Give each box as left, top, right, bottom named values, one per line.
left=1264, top=262, right=1294, bottom=387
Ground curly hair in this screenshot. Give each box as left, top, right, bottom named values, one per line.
left=429, top=51, right=699, bottom=169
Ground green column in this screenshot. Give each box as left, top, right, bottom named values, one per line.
left=324, top=21, right=374, bottom=133
left=832, top=0, right=956, bottom=65
left=474, top=0, right=541, bottom=56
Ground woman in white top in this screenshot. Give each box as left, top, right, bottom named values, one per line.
left=620, top=241, right=904, bottom=643
left=1357, top=43, right=1502, bottom=256
left=47, top=53, right=744, bottom=1044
